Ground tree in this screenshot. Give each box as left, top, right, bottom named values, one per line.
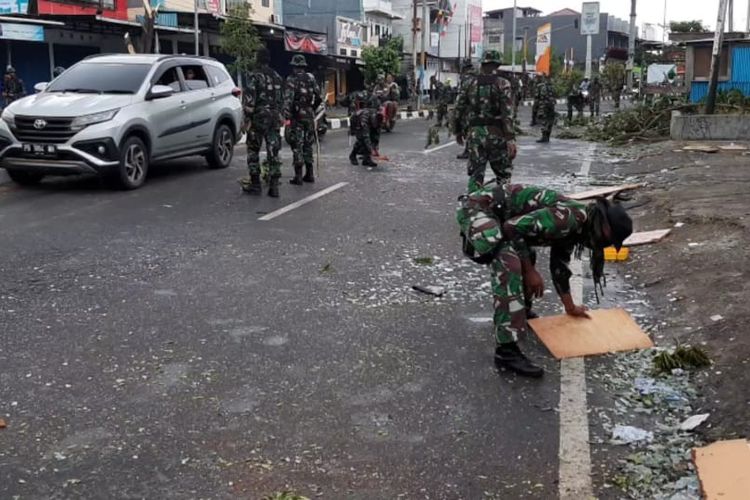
left=669, top=20, right=706, bottom=33
left=220, top=4, right=262, bottom=79
left=361, top=36, right=403, bottom=85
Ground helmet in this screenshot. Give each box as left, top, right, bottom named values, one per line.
left=290, top=54, right=307, bottom=67
left=53, top=66, right=65, bottom=78
left=481, top=50, right=502, bottom=65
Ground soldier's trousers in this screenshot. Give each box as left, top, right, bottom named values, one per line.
left=466, top=125, right=512, bottom=192
left=287, top=120, right=315, bottom=166
left=590, top=98, right=600, bottom=116
left=531, top=101, right=540, bottom=125
left=490, top=242, right=526, bottom=345
left=247, top=125, right=281, bottom=178
left=436, top=104, right=448, bottom=126
left=541, top=104, right=556, bottom=138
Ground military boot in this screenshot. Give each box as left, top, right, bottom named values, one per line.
left=303, top=163, right=315, bottom=183
left=362, top=157, right=378, bottom=167
left=457, top=149, right=469, bottom=160
left=349, top=152, right=359, bottom=166
left=243, top=174, right=262, bottom=195
left=289, top=165, right=303, bottom=185
left=495, top=343, right=544, bottom=378
left=268, top=176, right=280, bottom=198
left=536, top=132, right=550, bottom=144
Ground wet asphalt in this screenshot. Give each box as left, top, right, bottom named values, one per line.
left=0, top=113, right=612, bottom=499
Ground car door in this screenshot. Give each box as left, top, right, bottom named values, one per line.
left=148, top=64, right=194, bottom=156
left=177, top=64, right=214, bottom=146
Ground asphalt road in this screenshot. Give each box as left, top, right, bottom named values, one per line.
left=1, top=114, right=603, bottom=499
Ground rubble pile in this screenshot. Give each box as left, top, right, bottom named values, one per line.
left=585, top=99, right=689, bottom=145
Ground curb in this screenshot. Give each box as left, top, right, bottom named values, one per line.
left=521, top=96, right=629, bottom=107
left=325, top=109, right=433, bottom=130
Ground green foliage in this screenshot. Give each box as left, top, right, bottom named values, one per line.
left=361, top=36, right=403, bottom=85
left=602, top=63, right=626, bottom=93
left=669, top=20, right=706, bottom=33
left=552, top=69, right=584, bottom=98
left=220, top=4, right=262, bottom=78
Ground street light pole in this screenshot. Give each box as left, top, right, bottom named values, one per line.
left=511, top=0, right=517, bottom=73
left=194, top=0, right=200, bottom=55
left=627, top=0, right=637, bottom=89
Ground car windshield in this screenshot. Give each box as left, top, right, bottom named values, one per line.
left=46, top=63, right=151, bottom=94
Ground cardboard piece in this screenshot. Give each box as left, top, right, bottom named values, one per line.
left=622, top=229, right=672, bottom=246
left=683, top=144, right=719, bottom=153
left=528, top=308, right=654, bottom=359
left=568, top=183, right=643, bottom=200
left=693, top=439, right=750, bottom=500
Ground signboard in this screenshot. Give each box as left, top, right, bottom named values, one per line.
left=337, top=17, right=363, bottom=49
left=581, top=2, right=600, bottom=35
left=0, top=0, right=28, bottom=14
left=535, top=23, right=551, bottom=75
left=430, top=32, right=439, bottom=48
left=285, top=30, right=328, bottom=55
left=469, top=4, right=482, bottom=43
left=0, top=22, right=44, bottom=42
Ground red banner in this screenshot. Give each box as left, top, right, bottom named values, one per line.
left=284, top=30, right=328, bottom=55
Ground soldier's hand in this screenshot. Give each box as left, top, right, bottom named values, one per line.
left=565, top=304, right=591, bottom=319
left=456, top=133, right=464, bottom=146
left=507, top=142, right=517, bottom=160
left=523, top=268, right=545, bottom=299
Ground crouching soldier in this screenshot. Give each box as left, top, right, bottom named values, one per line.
left=349, top=96, right=382, bottom=168
left=456, top=184, right=633, bottom=377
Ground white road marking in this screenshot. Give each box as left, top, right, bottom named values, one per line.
left=258, top=182, right=349, bottom=221
left=558, top=144, right=596, bottom=500
left=423, top=140, right=457, bottom=154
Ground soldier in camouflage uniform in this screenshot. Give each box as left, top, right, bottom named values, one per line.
left=241, top=47, right=284, bottom=197
left=456, top=183, right=633, bottom=377
left=349, top=95, right=381, bottom=168
left=3, top=66, right=25, bottom=106
left=589, top=76, right=602, bottom=117
left=457, top=59, right=476, bottom=160
left=535, top=75, right=557, bottom=143
left=453, top=50, right=516, bottom=193
left=284, top=54, right=322, bottom=185
left=430, top=75, right=449, bottom=126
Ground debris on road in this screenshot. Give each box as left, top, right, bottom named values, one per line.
left=623, top=229, right=672, bottom=247
left=0, top=418, right=6, bottom=429
left=693, top=439, right=750, bottom=500
left=413, top=256, right=434, bottom=265
left=710, top=315, right=723, bottom=322
left=585, top=99, right=687, bottom=145
left=612, top=425, right=654, bottom=445
left=682, top=145, right=719, bottom=153
left=653, top=346, right=712, bottom=374
left=568, top=183, right=644, bottom=201
left=679, top=414, right=710, bottom=432
left=411, top=285, right=446, bottom=297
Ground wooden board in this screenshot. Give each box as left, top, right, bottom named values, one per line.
left=693, top=440, right=750, bottom=500
left=683, top=144, right=719, bottom=153
left=528, top=308, right=654, bottom=359
left=622, top=229, right=672, bottom=246
left=568, top=183, right=643, bottom=201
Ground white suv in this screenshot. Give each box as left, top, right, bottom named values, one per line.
left=0, top=54, right=243, bottom=189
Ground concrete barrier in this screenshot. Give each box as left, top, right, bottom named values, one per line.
left=671, top=111, right=750, bottom=141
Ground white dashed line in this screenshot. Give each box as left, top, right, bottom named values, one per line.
left=258, top=182, right=349, bottom=221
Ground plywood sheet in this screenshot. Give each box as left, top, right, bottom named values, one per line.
left=528, top=308, right=654, bottom=359
left=568, top=183, right=643, bottom=200
left=693, top=439, right=750, bottom=500
left=623, top=229, right=672, bottom=246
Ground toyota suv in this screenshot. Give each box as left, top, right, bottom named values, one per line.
left=0, top=54, right=243, bottom=189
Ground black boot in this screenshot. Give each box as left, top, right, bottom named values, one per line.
left=457, top=149, right=469, bottom=160
left=349, top=152, right=359, bottom=166
left=362, top=157, right=378, bottom=167
left=303, top=163, right=315, bottom=183
left=536, top=133, right=550, bottom=144
left=289, top=165, right=303, bottom=185
left=268, top=176, right=280, bottom=198
left=495, top=343, right=544, bottom=378
left=243, top=174, right=262, bottom=195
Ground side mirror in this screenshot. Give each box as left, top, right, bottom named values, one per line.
left=148, top=84, right=174, bottom=100
left=34, top=82, right=48, bottom=93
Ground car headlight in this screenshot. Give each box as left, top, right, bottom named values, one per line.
left=2, top=109, right=15, bottom=128
left=71, top=109, right=119, bottom=131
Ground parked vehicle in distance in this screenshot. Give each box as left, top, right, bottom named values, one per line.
left=0, top=54, right=243, bottom=189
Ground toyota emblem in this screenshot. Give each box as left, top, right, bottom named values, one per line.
left=33, top=119, right=47, bottom=130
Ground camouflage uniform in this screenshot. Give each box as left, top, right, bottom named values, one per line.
left=536, top=77, right=557, bottom=143
left=456, top=184, right=588, bottom=345
left=244, top=62, right=284, bottom=184
left=284, top=55, right=322, bottom=184
left=3, top=67, right=25, bottom=106
left=349, top=97, right=381, bottom=167
left=590, top=77, right=601, bottom=116
left=456, top=61, right=476, bottom=160
left=453, top=50, right=515, bottom=192
left=432, top=80, right=449, bottom=126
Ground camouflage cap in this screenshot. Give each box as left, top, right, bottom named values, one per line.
left=481, top=50, right=502, bottom=65
left=290, top=54, right=308, bottom=67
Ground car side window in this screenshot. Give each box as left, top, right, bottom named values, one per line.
left=180, top=65, right=210, bottom=91
left=206, top=66, right=230, bottom=86
left=155, top=67, right=182, bottom=93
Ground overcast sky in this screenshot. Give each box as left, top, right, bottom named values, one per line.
left=482, top=0, right=741, bottom=33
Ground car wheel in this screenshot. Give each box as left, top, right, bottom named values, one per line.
left=207, top=124, right=234, bottom=169
left=113, top=136, right=149, bottom=190
left=7, top=170, right=44, bottom=186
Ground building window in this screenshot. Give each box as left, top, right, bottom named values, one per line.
left=350, top=49, right=357, bottom=57
left=488, top=35, right=501, bottom=44
left=262, top=0, right=269, bottom=6
left=693, top=46, right=729, bottom=79
left=340, top=48, right=347, bottom=56
left=375, top=25, right=380, bottom=36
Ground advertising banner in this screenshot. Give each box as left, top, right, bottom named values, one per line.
left=535, top=23, right=551, bottom=75
left=0, top=0, right=28, bottom=14
left=581, top=2, right=600, bottom=35
left=285, top=30, right=328, bottom=55
left=0, top=22, right=44, bottom=42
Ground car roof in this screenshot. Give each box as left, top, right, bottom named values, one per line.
left=82, top=54, right=222, bottom=66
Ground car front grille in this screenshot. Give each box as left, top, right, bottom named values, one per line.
left=13, top=116, right=76, bottom=144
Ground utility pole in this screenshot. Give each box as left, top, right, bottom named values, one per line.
left=746, top=0, right=750, bottom=32
left=706, top=0, right=730, bottom=114
left=627, top=0, right=637, bottom=89
left=412, top=0, right=420, bottom=110
left=194, top=0, right=200, bottom=55
left=511, top=0, right=517, bottom=72
left=422, top=0, right=428, bottom=71
left=728, top=0, right=734, bottom=31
